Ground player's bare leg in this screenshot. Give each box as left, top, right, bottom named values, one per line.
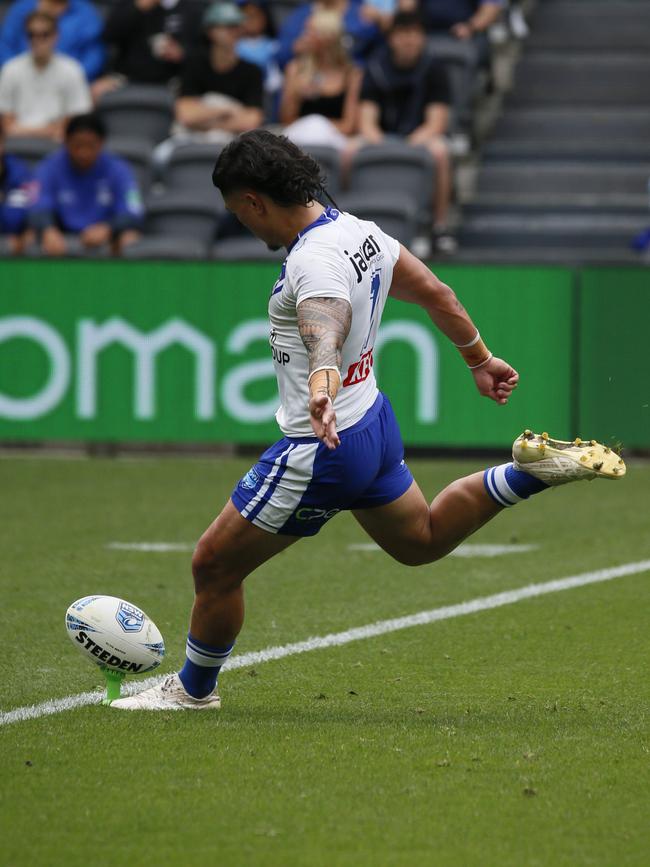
left=111, top=502, right=298, bottom=710
left=353, top=474, right=500, bottom=566
left=354, top=432, right=626, bottom=566
left=190, top=500, right=298, bottom=646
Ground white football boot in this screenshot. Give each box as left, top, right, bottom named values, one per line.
left=110, top=673, right=221, bottom=711
left=513, top=429, right=626, bottom=485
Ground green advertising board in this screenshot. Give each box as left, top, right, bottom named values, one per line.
left=578, top=267, right=650, bottom=449
left=0, top=259, right=581, bottom=447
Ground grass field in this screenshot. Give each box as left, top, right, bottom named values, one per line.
left=1, top=453, right=649, bottom=867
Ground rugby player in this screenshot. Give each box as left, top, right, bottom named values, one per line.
left=112, top=130, right=624, bottom=711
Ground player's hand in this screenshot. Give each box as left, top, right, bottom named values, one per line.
left=309, top=395, right=340, bottom=450
left=471, top=356, right=519, bottom=405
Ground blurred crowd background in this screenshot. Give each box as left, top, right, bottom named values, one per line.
left=0, top=0, right=648, bottom=263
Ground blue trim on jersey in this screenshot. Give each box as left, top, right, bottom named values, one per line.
left=286, top=206, right=340, bottom=253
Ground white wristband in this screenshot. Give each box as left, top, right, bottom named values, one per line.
left=307, top=365, right=341, bottom=384
left=454, top=330, right=480, bottom=349
left=468, top=352, right=493, bottom=370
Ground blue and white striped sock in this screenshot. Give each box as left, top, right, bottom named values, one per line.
left=483, top=462, right=549, bottom=508
left=178, top=633, right=234, bottom=699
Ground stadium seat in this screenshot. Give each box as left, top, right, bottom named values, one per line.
left=122, top=237, right=207, bottom=261
left=159, top=142, right=225, bottom=202
left=97, top=85, right=175, bottom=146
left=426, top=36, right=484, bottom=135
left=107, top=137, right=154, bottom=197
left=4, top=136, right=57, bottom=170
left=143, top=193, right=221, bottom=248
left=338, top=194, right=418, bottom=247
left=348, top=143, right=435, bottom=224
left=303, top=145, right=341, bottom=198
left=212, top=237, right=285, bottom=261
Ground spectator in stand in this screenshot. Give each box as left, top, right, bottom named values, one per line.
left=277, top=0, right=382, bottom=69
left=174, top=2, right=264, bottom=142
left=236, top=0, right=281, bottom=116
left=359, top=11, right=454, bottom=251
left=0, top=0, right=105, bottom=81
left=98, top=0, right=204, bottom=90
left=0, top=11, right=91, bottom=141
left=237, top=0, right=277, bottom=73
left=280, top=8, right=362, bottom=153
left=0, top=126, right=35, bottom=254
left=30, top=112, right=143, bottom=257
left=403, top=0, right=503, bottom=66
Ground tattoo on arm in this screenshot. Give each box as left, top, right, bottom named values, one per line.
left=297, top=297, right=352, bottom=373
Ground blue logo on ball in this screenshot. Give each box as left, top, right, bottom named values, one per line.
left=115, top=601, right=145, bottom=633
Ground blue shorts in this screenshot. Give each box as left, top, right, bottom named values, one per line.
left=231, top=392, right=414, bottom=537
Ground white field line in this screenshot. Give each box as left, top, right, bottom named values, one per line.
left=2, top=559, right=649, bottom=727
left=109, top=542, right=538, bottom=557
left=106, top=542, right=194, bottom=553
left=347, top=542, right=539, bottom=557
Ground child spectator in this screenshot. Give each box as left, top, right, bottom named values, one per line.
left=0, top=11, right=91, bottom=141
left=281, top=8, right=361, bottom=152
left=0, top=126, right=35, bottom=254
left=359, top=11, right=454, bottom=250
left=0, top=0, right=105, bottom=81
left=30, top=112, right=143, bottom=256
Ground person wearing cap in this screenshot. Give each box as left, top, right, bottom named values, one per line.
left=0, top=0, right=105, bottom=81
left=175, top=2, right=264, bottom=138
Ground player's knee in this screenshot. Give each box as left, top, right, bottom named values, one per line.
left=191, top=541, right=240, bottom=593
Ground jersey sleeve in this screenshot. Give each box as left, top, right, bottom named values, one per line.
left=287, top=242, right=352, bottom=306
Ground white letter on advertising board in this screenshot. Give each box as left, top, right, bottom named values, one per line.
left=0, top=316, right=71, bottom=419
left=77, top=318, right=215, bottom=420
left=375, top=321, right=438, bottom=423
left=221, top=320, right=278, bottom=423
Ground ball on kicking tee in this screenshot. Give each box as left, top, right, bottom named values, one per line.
left=65, top=595, right=165, bottom=674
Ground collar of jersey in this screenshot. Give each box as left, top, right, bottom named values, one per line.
left=286, top=206, right=339, bottom=254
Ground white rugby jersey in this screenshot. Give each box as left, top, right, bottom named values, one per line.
left=268, top=206, right=401, bottom=437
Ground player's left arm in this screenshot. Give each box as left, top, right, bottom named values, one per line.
left=390, top=244, right=518, bottom=405
left=297, top=297, right=352, bottom=449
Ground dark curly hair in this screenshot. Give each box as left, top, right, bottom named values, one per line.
left=212, top=130, right=326, bottom=207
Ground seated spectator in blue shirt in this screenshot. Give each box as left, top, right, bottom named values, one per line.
left=31, top=113, right=143, bottom=257
left=404, top=0, right=502, bottom=65
left=0, top=0, right=105, bottom=81
left=277, top=0, right=381, bottom=68
left=0, top=127, right=35, bottom=254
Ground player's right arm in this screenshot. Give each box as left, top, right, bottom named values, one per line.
left=390, top=244, right=519, bottom=405
left=297, top=296, right=352, bottom=449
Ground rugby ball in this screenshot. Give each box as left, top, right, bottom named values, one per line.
left=65, top=595, right=165, bottom=674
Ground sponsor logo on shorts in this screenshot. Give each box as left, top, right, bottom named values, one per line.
left=241, top=467, right=261, bottom=490
left=295, top=507, right=340, bottom=522
left=115, top=601, right=145, bottom=633
left=343, top=349, right=373, bottom=387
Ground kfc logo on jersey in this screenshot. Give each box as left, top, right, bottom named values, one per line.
left=343, top=349, right=374, bottom=387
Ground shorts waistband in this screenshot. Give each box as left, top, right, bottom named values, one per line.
left=284, top=392, right=385, bottom=444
